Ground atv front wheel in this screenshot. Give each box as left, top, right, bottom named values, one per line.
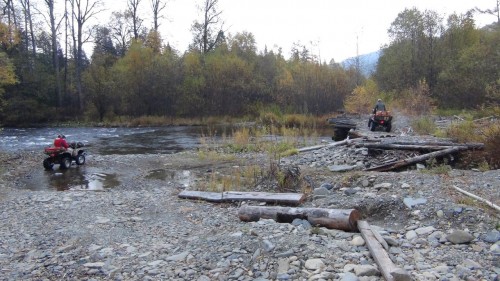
left=43, top=158, right=54, bottom=170
left=76, top=154, right=86, bottom=165
left=60, top=157, right=72, bottom=169
left=370, top=121, right=377, bottom=132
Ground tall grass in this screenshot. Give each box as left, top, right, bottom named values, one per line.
left=411, top=117, right=437, bottom=135
left=440, top=119, right=500, bottom=169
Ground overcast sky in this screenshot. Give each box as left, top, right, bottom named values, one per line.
left=100, top=0, right=496, bottom=62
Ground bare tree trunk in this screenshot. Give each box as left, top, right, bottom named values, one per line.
left=64, top=0, right=69, bottom=99
left=70, top=0, right=103, bottom=111
left=150, top=0, right=165, bottom=32
left=45, top=0, right=63, bottom=107
left=199, top=0, right=223, bottom=54
left=3, top=0, right=18, bottom=45
left=19, top=0, right=36, bottom=70
left=128, top=0, right=142, bottom=40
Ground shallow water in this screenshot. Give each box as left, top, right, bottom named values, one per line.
left=2, top=126, right=332, bottom=191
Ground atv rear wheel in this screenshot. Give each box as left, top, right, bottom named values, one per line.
left=60, top=157, right=72, bottom=169
left=76, top=154, right=85, bottom=165
left=385, top=123, right=392, bottom=132
left=43, top=158, right=54, bottom=170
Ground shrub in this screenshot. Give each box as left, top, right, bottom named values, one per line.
left=481, top=122, right=500, bottom=169
left=259, top=111, right=282, bottom=127
left=411, top=117, right=437, bottom=135
left=444, top=121, right=480, bottom=143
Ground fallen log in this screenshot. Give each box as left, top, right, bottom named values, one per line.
left=178, top=191, right=306, bottom=206
left=356, top=143, right=453, bottom=151
left=358, top=220, right=411, bottom=281
left=365, top=146, right=463, bottom=172
left=298, top=138, right=357, bottom=153
left=453, top=185, right=500, bottom=212
left=389, top=141, right=484, bottom=150
left=238, top=206, right=360, bottom=231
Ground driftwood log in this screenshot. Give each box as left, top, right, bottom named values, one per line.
left=356, top=141, right=484, bottom=151
left=298, top=137, right=364, bottom=153
left=365, top=146, right=464, bottom=172
left=453, top=185, right=500, bottom=212
left=178, top=191, right=306, bottom=206
left=238, top=206, right=360, bottom=231
left=358, top=220, right=411, bottom=281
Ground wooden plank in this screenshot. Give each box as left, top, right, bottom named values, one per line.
left=238, top=206, right=360, bottom=231
left=358, top=220, right=411, bottom=281
left=178, top=191, right=306, bottom=206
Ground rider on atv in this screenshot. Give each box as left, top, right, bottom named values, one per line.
left=373, top=99, right=386, bottom=114
left=54, top=134, right=74, bottom=156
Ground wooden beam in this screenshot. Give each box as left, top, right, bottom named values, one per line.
left=238, top=206, right=360, bottom=231
left=178, top=191, right=306, bottom=206
left=358, top=220, right=411, bottom=281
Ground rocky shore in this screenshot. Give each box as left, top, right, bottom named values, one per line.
left=0, top=133, right=499, bottom=280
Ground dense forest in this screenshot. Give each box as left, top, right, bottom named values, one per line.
left=0, top=0, right=498, bottom=126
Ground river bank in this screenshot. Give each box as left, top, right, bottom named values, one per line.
left=1, top=134, right=499, bottom=281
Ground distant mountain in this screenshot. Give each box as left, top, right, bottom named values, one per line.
left=341, top=50, right=381, bottom=77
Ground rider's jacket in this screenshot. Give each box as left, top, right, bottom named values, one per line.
left=54, top=138, right=69, bottom=149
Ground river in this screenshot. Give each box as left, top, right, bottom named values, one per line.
left=1, top=126, right=332, bottom=191
left=0, top=126, right=226, bottom=154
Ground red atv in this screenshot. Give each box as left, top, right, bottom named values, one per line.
left=43, top=142, right=86, bottom=170
left=368, top=111, right=393, bottom=132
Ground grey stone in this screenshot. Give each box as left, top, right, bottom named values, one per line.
left=483, top=230, right=500, bottom=243
left=304, top=258, right=325, bottom=270
left=354, top=264, right=380, bottom=277
left=415, top=226, right=435, bottom=235
left=405, top=230, right=417, bottom=240
left=360, top=179, right=369, bottom=187
left=446, top=230, right=474, bottom=244
left=340, top=272, right=359, bottom=281
left=262, top=240, right=275, bottom=252
left=374, top=183, right=392, bottom=190
left=319, top=182, right=334, bottom=190
left=344, top=188, right=358, bottom=196
left=313, top=186, right=332, bottom=197
left=403, top=197, right=427, bottom=209
left=391, top=268, right=412, bottom=281
left=328, top=165, right=358, bottom=172
left=462, top=259, right=482, bottom=270
left=166, top=251, right=189, bottom=261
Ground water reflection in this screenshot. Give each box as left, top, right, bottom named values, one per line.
left=145, top=169, right=192, bottom=188
left=44, top=167, right=120, bottom=191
